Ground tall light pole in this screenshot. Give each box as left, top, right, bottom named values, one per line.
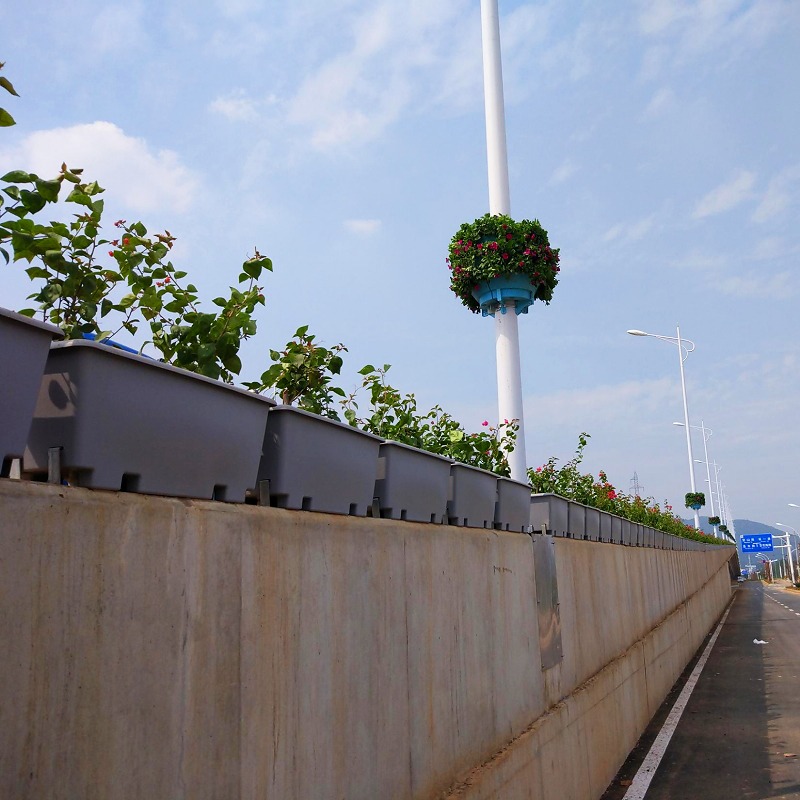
left=628, top=326, right=700, bottom=528
left=674, top=420, right=715, bottom=530
left=480, top=0, right=526, bottom=481
left=775, top=523, right=800, bottom=580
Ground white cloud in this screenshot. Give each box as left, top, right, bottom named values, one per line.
left=603, top=215, right=655, bottom=244
left=550, top=159, right=579, bottom=185
left=208, top=90, right=260, bottom=121
left=641, top=86, right=676, bottom=118
left=343, top=218, right=382, bottom=235
left=752, top=164, right=800, bottom=223
left=0, top=122, right=200, bottom=215
left=637, top=0, right=793, bottom=77
left=90, top=3, right=145, bottom=53
left=693, top=170, right=756, bottom=219
left=716, top=271, right=793, bottom=299
left=526, top=378, right=675, bottom=429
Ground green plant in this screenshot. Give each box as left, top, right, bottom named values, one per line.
left=447, top=213, right=560, bottom=313
left=528, top=434, right=728, bottom=545
left=685, top=492, right=705, bottom=509
left=244, top=326, right=347, bottom=419
left=708, top=515, right=721, bottom=525
left=343, top=364, right=518, bottom=475
left=0, top=61, right=18, bottom=127
left=111, top=220, right=270, bottom=381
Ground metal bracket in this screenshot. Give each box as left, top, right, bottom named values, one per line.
left=47, top=447, right=63, bottom=485
left=257, top=479, right=271, bottom=507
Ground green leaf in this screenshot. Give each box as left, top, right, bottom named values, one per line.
left=34, top=179, right=60, bottom=202
left=358, top=364, right=376, bottom=375
left=1, top=170, right=32, bottom=183
left=0, top=77, right=20, bottom=97
left=0, top=108, right=16, bottom=127
left=65, top=188, right=93, bottom=207
left=25, top=266, right=51, bottom=279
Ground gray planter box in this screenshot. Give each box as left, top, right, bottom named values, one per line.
left=0, top=308, right=63, bottom=473
left=258, top=406, right=382, bottom=516
left=529, top=493, right=569, bottom=537
left=599, top=511, right=612, bottom=542
left=652, top=529, right=665, bottom=549
left=24, top=339, right=274, bottom=500
left=447, top=463, right=497, bottom=528
left=567, top=501, right=586, bottom=539
left=610, top=515, right=623, bottom=544
left=620, top=518, right=633, bottom=546
left=585, top=507, right=601, bottom=541
left=374, top=441, right=451, bottom=523
left=495, top=477, right=531, bottom=532
left=632, top=523, right=643, bottom=546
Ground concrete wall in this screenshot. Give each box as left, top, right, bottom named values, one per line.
left=0, top=480, right=734, bottom=800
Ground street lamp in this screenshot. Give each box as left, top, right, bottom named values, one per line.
left=628, top=326, right=700, bottom=529
left=775, top=523, right=800, bottom=575
left=675, top=420, right=715, bottom=530
left=773, top=532, right=796, bottom=584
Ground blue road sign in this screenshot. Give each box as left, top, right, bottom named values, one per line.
left=741, top=533, right=774, bottom=553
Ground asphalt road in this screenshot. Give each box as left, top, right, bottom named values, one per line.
left=602, top=581, right=800, bottom=799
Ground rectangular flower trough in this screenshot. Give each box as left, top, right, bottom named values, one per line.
left=567, top=501, right=586, bottom=539
left=599, top=511, right=612, bottom=543
left=257, top=406, right=382, bottom=516
left=584, top=507, right=601, bottom=541
left=374, top=441, right=451, bottom=523
left=495, top=477, right=531, bottom=533
left=0, top=308, right=63, bottom=474
left=529, top=493, right=569, bottom=537
left=23, top=339, right=274, bottom=500
left=447, top=463, right=497, bottom=529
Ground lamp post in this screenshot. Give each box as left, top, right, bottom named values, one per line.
left=773, top=532, right=796, bottom=584
left=674, top=420, right=715, bottom=531
left=479, top=0, right=526, bottom=480
left=775, top=523, right=800, bottom=578
left=628, top=326, right=700, bottom=529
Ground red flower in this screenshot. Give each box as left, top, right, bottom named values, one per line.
left=482, top=420, right=489, bottom=427
left=607, top=490, right=617, bottom=499
left=477, top=243, right=483, bottom=250
left=506, top=233, right=512, bottom=240
left=502, top=253, right=509, bottom=259
left=108, top=250, right=114, bottom=256
left=123, top=237, right=130, bottom=245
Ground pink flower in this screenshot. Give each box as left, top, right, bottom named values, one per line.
left=477, top=243, right=483, bottom=250
left=482, top=420, right=489, bottom=427
left=502, top=253, right=509, bottom=260
left=506, top=233, right=512, bottom=240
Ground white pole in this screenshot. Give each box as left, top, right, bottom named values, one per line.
left=480, top=0, right=527, bottom=481
left=480, top=0, right=510, bottom=217
left=700, top=421, right=716, bottom=532
left=676, top=325, right=700, bottom=529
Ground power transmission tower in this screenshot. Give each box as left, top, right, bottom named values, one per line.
left=630, top=471, right=644, bottom=497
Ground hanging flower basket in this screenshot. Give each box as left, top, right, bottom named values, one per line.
left=708, top=515, right=720, bottom=526
left=684, top=491, right=705, bottom=510
left=447, top=214, right=560, bottom=317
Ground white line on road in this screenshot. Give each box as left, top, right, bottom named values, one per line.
left=622, top=602, right=733, bottom=800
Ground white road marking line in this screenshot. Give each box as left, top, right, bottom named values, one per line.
left=622, top=603, right=733, bottom=800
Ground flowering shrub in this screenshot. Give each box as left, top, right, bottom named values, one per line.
left=344, top=365, right=518, bottom=475
left=447, top=213, right=560, bottom=313
left=1, top=69, right=270, bottom=382
left=708, top=515, right=721, bottom=526
left=245, top=325, right=347, bottom=419
left=528, top=435, right=728, bottom=544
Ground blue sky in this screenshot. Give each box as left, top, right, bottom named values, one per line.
left=2, top=0, right=799, bottom=527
